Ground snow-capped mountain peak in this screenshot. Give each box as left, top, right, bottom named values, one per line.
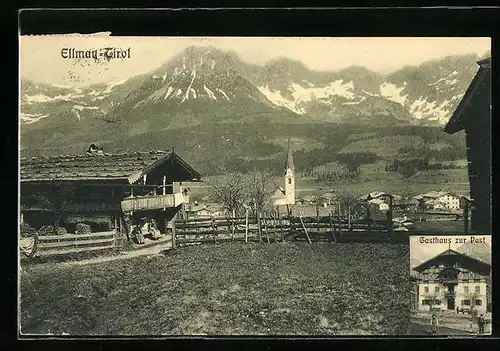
left=20, top=49, right=483, bottom=128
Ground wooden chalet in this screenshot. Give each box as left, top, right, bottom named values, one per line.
left=443, top=57, right=491, bottom=233
left=413, top=249, right=491, bottom=312
left=20, top=145, right=201, bottom=241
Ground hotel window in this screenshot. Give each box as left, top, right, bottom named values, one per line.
left=435, top=287, right=439, bottom=293
left=475, top=286, right=480, bottom=293
left=424, top=287, right=429, bottom=293
left=462, top=300, right=471, bottom=306
left=475, top=300, right=482, bottom=306
left=464, top=286, right=469, bottom=294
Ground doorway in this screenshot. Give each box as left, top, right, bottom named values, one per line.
left=447, top=296, right=455, bottom=310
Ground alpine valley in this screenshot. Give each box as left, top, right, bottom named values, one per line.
left=20, top=46, right=489, bottom=175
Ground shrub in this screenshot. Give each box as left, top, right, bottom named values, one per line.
left=75, top=223, right=92, bottom=235
left=38, top=225, right=67, bottom=236
left=20, top=223, right=37, bottom=238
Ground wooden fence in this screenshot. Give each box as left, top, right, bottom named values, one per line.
left=172, top=211, right=407, bottom=247
left=34, top=231, right=117, bottom=257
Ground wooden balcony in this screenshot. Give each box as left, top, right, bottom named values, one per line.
left=121, top=193, right=186, bottom=212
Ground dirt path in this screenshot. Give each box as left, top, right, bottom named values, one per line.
left=68, top=241, right=174, bottom=266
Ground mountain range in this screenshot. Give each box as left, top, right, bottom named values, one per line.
left=21, top=46, right=488, bottom=127
left=20, top=46, right=488, bottom=174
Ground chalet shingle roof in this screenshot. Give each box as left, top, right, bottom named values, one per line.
left=444, top=57, right=491, bottom=134
left=20, top=150, right=201, bottom=183
left=413, top=249, right=491, bottom=273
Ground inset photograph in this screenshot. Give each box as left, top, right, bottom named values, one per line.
left=409, top=235, right=492, bottom=335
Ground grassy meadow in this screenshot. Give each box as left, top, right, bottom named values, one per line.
left=20, top=242, right=410, bottom=336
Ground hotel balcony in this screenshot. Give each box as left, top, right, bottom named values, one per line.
left=121, top=192, right=187, bottom=212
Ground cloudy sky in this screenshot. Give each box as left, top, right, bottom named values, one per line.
left=20, top=35, right=490, bottom=87
left=410, top=235, right=491, bottom=266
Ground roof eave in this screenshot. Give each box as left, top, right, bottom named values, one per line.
left=413, top=249, right=491, bottom=272
left=20, top=177, right=130, bottom=183
left=477, top=57, right=491, bottom=68
left=444, top=64, right=489, bottom=134
left=127, top=152, right=202, bottom=184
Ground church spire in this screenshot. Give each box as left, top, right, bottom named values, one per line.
left=285, top=137, right=295, bottom=173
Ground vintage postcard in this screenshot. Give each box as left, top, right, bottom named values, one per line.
left=410, top=235, right=492, bottom=335
left=19, top=35, right=491, bottom=336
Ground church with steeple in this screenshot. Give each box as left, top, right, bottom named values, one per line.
left=271, top=138, right=296, bottom=207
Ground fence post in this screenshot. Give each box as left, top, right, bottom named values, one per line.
left=245, top=209, right=249, bottom=243
left=171, top=214, right=177, bottom=249
left=299, top=214, right=312, bottom=244
left=113, top=213, right=120, bottom=248
left=387, top=195, right=394, bottom=236
left=231, top=209, right=236, bottom=241
left=278, top=209, right=284, bottom=242
left=329, top=212, right=336, bottom=243
left=264, top=215, right=270, bottom=244
left=273, top=217, right=278, bottom=243
left=348, top=206, right=351, bottom=232
left=316, top=204, right=320, bottom=234
left=257, top=211, right=262, bottom=242
left=211, top=215, right=217, bottom=244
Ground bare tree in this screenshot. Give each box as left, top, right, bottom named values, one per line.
left=337, top=191, right=362, bottom=219
left=208, top=173, right=248, bottom=217
left=245, top=169, right=278, bottom=217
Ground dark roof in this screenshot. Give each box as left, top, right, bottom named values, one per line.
left=20, top=150, right=201, bottom=183
left=477, top=57, right=491, bottom=68
left=413, top=249, right=491, bottom=273
left=444, top=57, right=491, bottom=134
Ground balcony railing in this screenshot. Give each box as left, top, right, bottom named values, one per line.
left=121, top=193, right=187, bottom=212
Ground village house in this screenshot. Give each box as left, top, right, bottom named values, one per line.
left=393, top=197, right=420, bottom=212
left=437, top=193, right=461, bottom=211
left=414, top=191, right=463, bottom=212
left=20, top=145, right=201, bottom=242
left=412, top=249, right=491, bottom=313
left=184, top=202, right=224, bottom=218
left=368, top=198, right=389, bottom=211
left=443, top=57, right=491, bottom=233
left=358, top=191, right=395, bottom=221
left=422, top=191, right=461, bottom=211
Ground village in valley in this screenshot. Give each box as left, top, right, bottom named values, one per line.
left=18, top=35, right=491, bottom=336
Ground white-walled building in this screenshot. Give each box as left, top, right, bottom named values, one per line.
left=436, top=193, right=462, bottom=210
left=368, top=198, right=390, bottom=211
left=413, top=249, right=491, bottom=313
left=420, top=191, right=462, bottom=211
